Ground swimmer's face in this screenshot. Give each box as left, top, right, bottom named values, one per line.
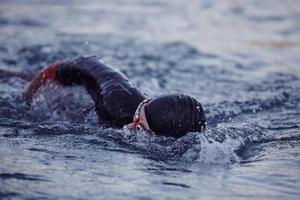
left=127, top=102, right=154, bottom=134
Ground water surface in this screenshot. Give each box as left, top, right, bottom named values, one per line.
left=0, top=0, right=300, bottom=199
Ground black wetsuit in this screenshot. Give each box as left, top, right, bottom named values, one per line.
left=25, top=55, right=206, bottom=137
left=53, top=56, right=146, bottom=126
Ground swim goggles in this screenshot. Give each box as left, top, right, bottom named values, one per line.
left=132, top=99, right=151, bottom=131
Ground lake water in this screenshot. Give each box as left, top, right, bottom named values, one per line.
left=0, top=0, right=300, bottom=199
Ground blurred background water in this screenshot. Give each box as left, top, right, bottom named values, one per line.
left=0, top=0, right=300, bottom=199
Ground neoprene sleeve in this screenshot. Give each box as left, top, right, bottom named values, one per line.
left=24, top=56, right=146, bottom=126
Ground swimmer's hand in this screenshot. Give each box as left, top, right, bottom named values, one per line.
left=23, top=90, right=34, bottom=105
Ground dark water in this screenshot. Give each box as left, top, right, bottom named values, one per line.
left=1, top=0, right=300, bottom=199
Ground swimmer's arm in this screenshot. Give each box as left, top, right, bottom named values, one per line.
left=24, top=60, right=102, bottom=106
left=24, top=57, right=110, bottom=119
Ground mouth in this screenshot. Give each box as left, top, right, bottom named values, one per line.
left=126, top=122, right=136, bottom=130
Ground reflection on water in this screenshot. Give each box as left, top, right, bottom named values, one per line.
left=0, top=0, right=300, bottom=199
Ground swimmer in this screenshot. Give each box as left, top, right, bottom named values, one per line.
left=16, top=56, right=207, bottom=137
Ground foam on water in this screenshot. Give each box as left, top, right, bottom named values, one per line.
left=0, top=81, right=279, bottom=166
left=1, top=0, right=300, bottom=199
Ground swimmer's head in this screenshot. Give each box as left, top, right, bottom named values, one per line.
left=127, top=94, right=206, bottom=138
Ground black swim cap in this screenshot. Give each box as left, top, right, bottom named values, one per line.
left=144, top=94, right=206, bottom=138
